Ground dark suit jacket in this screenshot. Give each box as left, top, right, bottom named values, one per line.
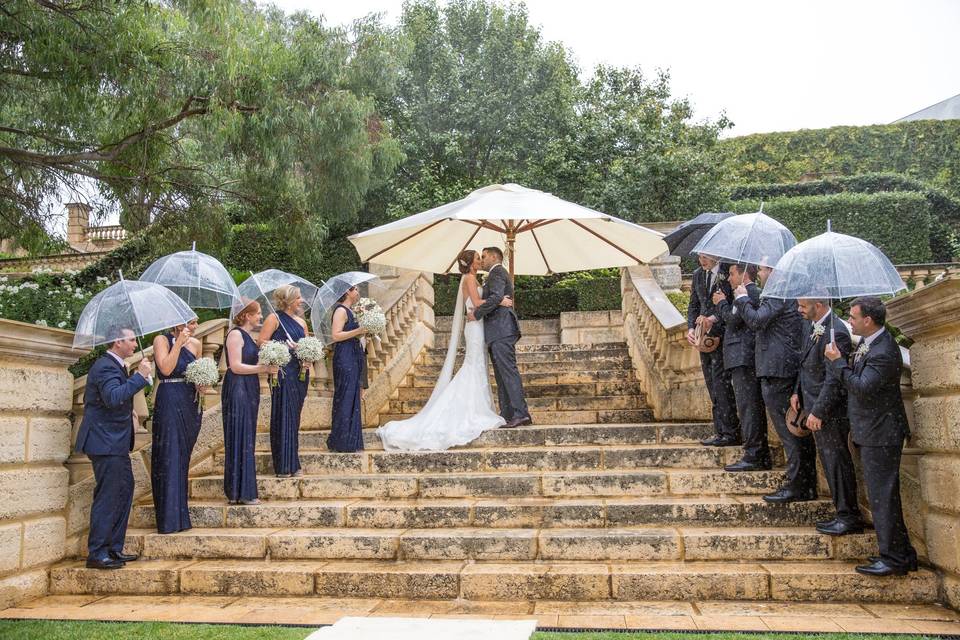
left=686, top=265, right=732, bottom=337
left=75, top=354, right=149, bottom=456
left=831, top=329, right=910, bottom=446
left=473, top=263, right=521, bottom=344
left=796, top=312, right=851, bottom=421
left=733, top=283, right=802, bottom=379
left=716, top=282, right=759, bottom=370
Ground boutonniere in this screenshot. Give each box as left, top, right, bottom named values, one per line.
left=854, top=342, right=869, bottom=361
left=716, top=273, right=726, bottom=283
left=810, top=324, right=825, bottom=341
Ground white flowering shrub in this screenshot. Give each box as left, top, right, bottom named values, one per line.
left=0, top=270, right=112, bottom=330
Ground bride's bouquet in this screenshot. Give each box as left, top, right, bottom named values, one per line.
left=353, top=297, right=386, bottom=342
left=258, top=340, right=291, bottom=387
left=294, top=336, right=325, bottom=381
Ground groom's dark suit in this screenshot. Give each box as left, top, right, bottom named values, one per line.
left=473, top=263, right=530, bottom=422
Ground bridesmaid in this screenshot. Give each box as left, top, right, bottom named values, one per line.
left=327, top=285, right=368, bottom=453
left=259, top=285, right=310, bottom=478
left=222, top=301, right=277, bottom=505
left=151, top=317, right=203, bottom=533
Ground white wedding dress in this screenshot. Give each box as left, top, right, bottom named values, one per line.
left=377, top=277, right=506, bottom=450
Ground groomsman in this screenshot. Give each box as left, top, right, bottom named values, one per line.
left=75, top=328, right=152, bottom=569
left=686, top=253, right=741, bottom=446
left=713, top=263, right=771, bottom=470
left=794, top=298, right=864, bottom=535
left=826, top=297, right=918, bottom=576
left=733, top=266, right=816, bottom=503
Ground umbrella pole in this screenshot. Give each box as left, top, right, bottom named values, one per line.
left=507, top=227, right=516, bottom=284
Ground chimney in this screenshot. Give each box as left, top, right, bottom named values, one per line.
left=66, top=202, right=91, bottom=248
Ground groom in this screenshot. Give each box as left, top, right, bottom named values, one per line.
left=469, top=247, right=531, bottom=428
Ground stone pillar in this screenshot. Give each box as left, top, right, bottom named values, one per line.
left=65, top=202, right=91, bottom=250
left=887, top=275, right=960, bottom=609
left=0, top=319, right=83, bottom=609
left=648, top=253, right=682, bottom=292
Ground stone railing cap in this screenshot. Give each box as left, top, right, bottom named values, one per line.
left=887, top=274, right=960, bottom=339
left=0, top=318, right=86, bottom=365
left=626, top=265, right=686, bottom=332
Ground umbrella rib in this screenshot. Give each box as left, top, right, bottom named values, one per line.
left=569, top=219, right=644, bottom=263
left=530, top=228, right=553, bottom=274
left=444, top=224, right=483, bottom=274
left=366, top=219, right=447, bottom=262
left=515, top=219, right=561, bottom=234
left=464, top=220, right=508, bottom=234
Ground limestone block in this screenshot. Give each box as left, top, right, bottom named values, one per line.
left=50, top=560, right=184, bottom=594
left=21, top=516, right=66, bottom=569
left=682, top=528, right=831, bottom=561
left=143, top=531, right=267, bottom=559
left=269, top=529, right=399, bottom=560
left=399, top=529, right=537, bottom=561
left=299, top=397, right=333, bottom=429
left=0, top=416, right=26, bottom=464
left=191, top=408, right=225, bottom=464
left=300, top=476, right=418, bottom=500
left=538, top=528, right=680, bottom=561
left=0, top=568, right=47, bottom=609
left=925, top=512, right=960, bottom=574
left=919, top=454, right=960, bottom=514
left=612, top=562, right=769, bottom=600
left=418, top=474, right=539, bottom=499
left=460, top=563, right=609, bottom=601
left=224, top=503, right=345, bottom=529
left=27, top=417, right=71, bottom=463
left=66, top=476, right=94, bottom=537
left=0, top=522, right=21, bottom=574
left=0, top=364, right=73, bottom=412
left=560, top=311, right=612, bottom=329
left=912, top=396, right=960, bottom=451
left=909, top=335, right=960, bottom=392
left=130, top=450, right=151, bottom=497
left=345, top=502, right=471, bottom=529
left=315, top=561, right=461, bottom=599
left=0, top=466, right=68, bottom=520
left=944, top=573, right=960, bottom=612
left=472, top=500, right=604, bottom=529
left=766, top=562, right=938, bottom=602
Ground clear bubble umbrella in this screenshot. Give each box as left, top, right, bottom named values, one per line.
left=691, top=211, right=797, bottom=267
left=73, top=273, right=197, bottom=350
left=139, top=243, right=240, bottom=309
left=235, top=269, right=319, bottom=341
left=311, top=271, right=384, bottom=342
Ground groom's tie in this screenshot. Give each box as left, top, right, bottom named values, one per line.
left=706, top=271, right=713, bottom=293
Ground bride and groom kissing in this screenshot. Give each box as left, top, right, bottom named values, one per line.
left=377, top=247, right=532, bottom=451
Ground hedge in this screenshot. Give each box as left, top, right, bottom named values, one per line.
left=720, top=120, right=960, bottom=197
left=730, top=191, right=933, bottom=264
left=433, top=276, right=621, bottom=319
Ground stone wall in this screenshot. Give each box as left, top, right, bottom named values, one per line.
left=560, top=311, right=623, bottom=345
left=0, top=319, right=83, bottom=609
left=888, top=276, right=960, bottom=609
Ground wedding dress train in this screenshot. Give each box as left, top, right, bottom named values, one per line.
left=377, top=281, right=505, bottom=450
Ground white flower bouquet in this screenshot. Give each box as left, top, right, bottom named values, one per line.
left=353, top=297, right=386, bottom=341
left=294, top=336, right=325, bottom=381
left=185, top=357, right=220, bottom=387
left=258, top=340, right=291, bottom=387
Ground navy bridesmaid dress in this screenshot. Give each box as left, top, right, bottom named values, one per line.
left=151, top=334, right=202, bottom=533
left=269, top=311, right=308, bottom=475
left=327, top=303, right=365, bottom=453
left=221, top=327, right=260, bottom=502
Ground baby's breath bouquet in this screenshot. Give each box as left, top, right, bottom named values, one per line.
left=184, top=357, right=219, bottom=408
left=294, top=336, right=325, bottom=381
left=353, top=297, right=386, bottom=342
left=258, top=340, right=291, bottom=387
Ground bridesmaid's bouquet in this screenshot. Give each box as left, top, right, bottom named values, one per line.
left=258, top=340, right=291, bottom=387
left=184, top=357, right=219, bottom=411
left=353, top=297, right=386, bottom=342
left=294, top=336, right=325, bottom=381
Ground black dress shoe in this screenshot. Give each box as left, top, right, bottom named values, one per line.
left=816, top=520, right=865, bottom=536
left=855, top=559, right=908, bottom=577
left=701, top=435, right=741, bottom=447
left=502, top=416, right=532, bottom=429
left=111, top=552, right=139, bottom=563
left=816, top=518, right=838, bottom=529
left=762, top=487, right=817, bottom=504
left=724, top=458, right=773, bottom=472
left=86, top=557, right=124, bottom=570
left=868, top=556, right=919, bottom=571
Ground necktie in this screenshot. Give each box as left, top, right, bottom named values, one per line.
left=706, top=272, right=713, bottom=292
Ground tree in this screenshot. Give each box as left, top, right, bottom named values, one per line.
left=0, top=0, right=403, bottom=257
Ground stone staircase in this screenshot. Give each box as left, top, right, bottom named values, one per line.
left=46, top=328, right=940, bottom=606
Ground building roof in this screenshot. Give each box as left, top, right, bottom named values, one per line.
left=894, top=92, right=960, bottom=123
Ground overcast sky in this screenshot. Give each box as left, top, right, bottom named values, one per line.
left=266, top=0, right=960, bottom=136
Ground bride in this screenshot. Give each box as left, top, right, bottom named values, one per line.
left=377, top=249, right=513, bottom=450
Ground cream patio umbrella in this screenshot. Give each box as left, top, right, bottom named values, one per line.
left=348, top=183, right=668, bottom=277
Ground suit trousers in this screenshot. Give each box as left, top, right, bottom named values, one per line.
left=489, top=336, right=530, bottom=421
left=813, top=418, right=862, bottom=524
left=700, top=349, right=740, bottom=439
left=730, top=366, right=770, bottom=463
left=761, top=376, right=817, bottom=492
left=87, top=454, right=134, bottom=560
left=860, top=443, right=917, bottom=570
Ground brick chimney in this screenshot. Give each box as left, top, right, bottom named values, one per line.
left=66, top=202, right=91, bottom=249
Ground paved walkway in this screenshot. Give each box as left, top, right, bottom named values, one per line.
left=3, top=595, right=960, bottom=634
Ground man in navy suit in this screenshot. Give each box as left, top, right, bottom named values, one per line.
left=76, top=328, right=152, bottom=569
left=826, top=297, right=917, bottom=577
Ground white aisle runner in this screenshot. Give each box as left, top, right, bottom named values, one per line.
left=306, top=616, right=537, bottom=639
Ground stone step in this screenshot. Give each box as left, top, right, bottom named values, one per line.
left=378, top=408, right=654, bottom=426
left=211, top=443, right=779, bottom=477
left=422, top=349, right=631, bottom=367
left=385, top=394, right=647, bottom=416
left=131, top=496, right=838, bottom=530
left=396, top=381, right=643, bottom=401
left=114, top=526, right=878, bottom=563
left=255, top=422, right=717, bottom=452
left=413, top=360, right=632, bottom=377
left=428, top=342, right=627, bottom=356
left=48, top=559, right=939, bottom=602
left=408, top=368, right=636, bottom=388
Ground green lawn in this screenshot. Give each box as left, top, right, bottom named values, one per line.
left=0, top=620, right=935, bottom=640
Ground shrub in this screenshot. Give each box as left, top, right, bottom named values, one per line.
left=0, top=269, right=110, bottom=330
left=667, top=291, right=690, bottom=314
left=226, top=223, right=292, bottom=274
left=572, top=277, right=621, bottom=312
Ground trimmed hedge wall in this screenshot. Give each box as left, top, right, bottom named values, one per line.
left=720, top=120, right=960, bottom=197
left=730, top=191, right=933, bottom=264
left=433, top=276, right=621, bottom=319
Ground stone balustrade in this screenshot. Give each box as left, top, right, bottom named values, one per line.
left=84, top=225, right=126, bottom=242
left=620, top=265, right=711, bottom=420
